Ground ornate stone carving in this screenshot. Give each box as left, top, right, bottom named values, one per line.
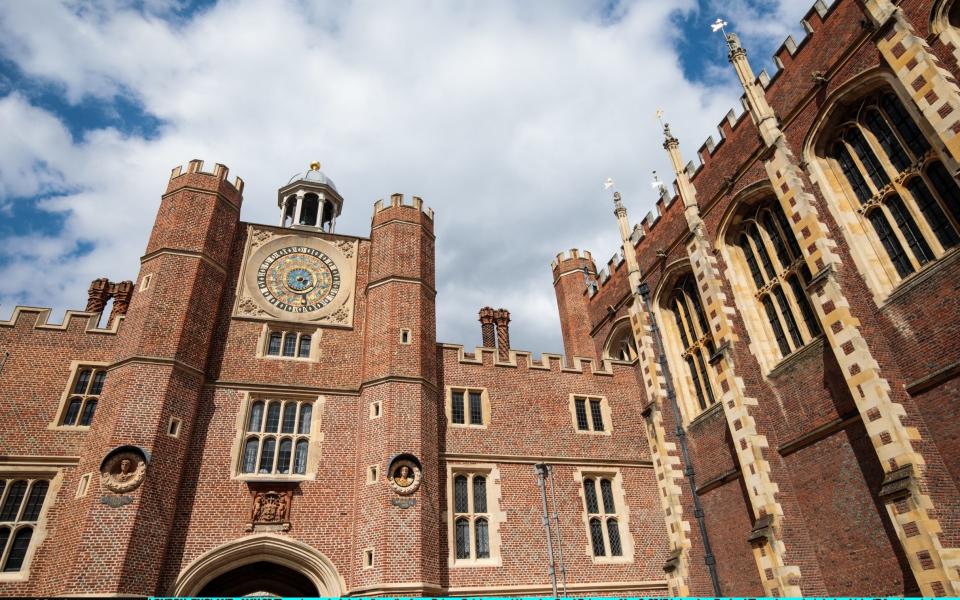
left=237, top=296, right=267, bottom=317
left=101, top=450, right=147, bottom=494
left=335, top=240, right=355, bottom=259
left=250, top=228, right=275, bottom=251
left=318, top=306, right=350, bottom=324
left=247, top=489, right=292, bottom=531
left=388, top=459, right=422, bottom=496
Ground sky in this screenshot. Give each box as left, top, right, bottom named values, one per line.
left=0, top=0, right=817, bottom=355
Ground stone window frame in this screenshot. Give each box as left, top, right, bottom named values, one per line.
left=75, top=473, right=91, bottom=499
left=362, top=548, right=375, bottom=569
left=366, top=465, right=379, bottom=485
left=573, top=468, right=634, bottom=565
left=568, top=394, right=612, bottom=436
left=719, top=188, right=824, bottom=375
left=445, top=463, right=505, bottom=568
left=931, top=0, right=960, bottom=53
left=444, top=386, right=491, bottom=429
left=231, top=392, right=324, bottom=482
left=369, top=401, right=382, bottom=419
left=657, top=270, right=721, bottom=422
left=49, top=361, right=109, bottom=430
left=601, top=317, right=638, bottom=362
left=0, top=465, right=63, bottom=583
left=140, top=272, right=153, bottom=291
left=399, top=328, right=412, bottom=345
left=167, top=416, right=183, bottom=439
left=256, top=324, right=319, bottom=362
left=806, top=74, right=960, bottom=304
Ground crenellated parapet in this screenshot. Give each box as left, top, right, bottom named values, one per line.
left=0, top=305, right=123, bottom=334
left=168, top=159, right=244, bottom=203
left=372, top=192, right=435, bottom=224
left=439, top=343, right=632, bottom=376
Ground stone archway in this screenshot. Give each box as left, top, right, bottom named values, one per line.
left=172, top=534, right=344, bottom=597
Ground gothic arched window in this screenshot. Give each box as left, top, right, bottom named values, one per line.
left=733, top=200, right=821, bottom=362
left=602, top=319, right=638, bottom=362
left=666, top=274, right=719, bottom=414
left=827, top=91, right=960, bottom=284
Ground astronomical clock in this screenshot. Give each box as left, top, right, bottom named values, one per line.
left=234, top=226, right=358, bottom=327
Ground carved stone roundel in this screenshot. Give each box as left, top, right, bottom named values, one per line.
left=101, top=450, right=147, bottom=494
left=389, top=459, right=422, bottom=496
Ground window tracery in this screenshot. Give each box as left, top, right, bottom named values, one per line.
left=240, top=399, right=314, bottom=477
left=824, top=90, right=960, bottom=285
left=732, top=200, right=822, bottom=361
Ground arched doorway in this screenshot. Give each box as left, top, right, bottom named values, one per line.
left=198, top=561, right=318, bottom=597
left=172, top=534, right=344, bottom=596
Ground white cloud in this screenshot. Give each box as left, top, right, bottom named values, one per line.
left=0, top=0, right=794, bottom=353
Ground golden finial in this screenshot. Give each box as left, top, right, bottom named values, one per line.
left=309, top=161, right=321, bottom=171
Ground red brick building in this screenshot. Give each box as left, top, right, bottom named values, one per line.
left=1, top=0, right=959, bottom=596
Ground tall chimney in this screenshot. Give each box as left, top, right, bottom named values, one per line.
left=108, top=280, right=135, bottom=326
left=493, top=308, right=511, bottom=359
left=479, top=306, right=496, bottom=348
left=86, top=278, right=111, bottom=313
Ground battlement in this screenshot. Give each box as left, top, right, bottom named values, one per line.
left=169, top=159, right=245, bottom=195
left=0, top=305, right=124, bottom=334
left=372, top=193, right=435, bottom=221
left=571, top=0, right=845, bottom=303
left=550, top=248, right=596, bottom=271
left=440, top=343, right=633, bottom=377
left=682, top=0, right=841, bottom=187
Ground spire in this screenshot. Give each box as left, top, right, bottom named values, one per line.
left=722, top=31, right=782, bottom=146
left=605, top=181, right=642, bottom=290
left=659, top=115, right=704, bottom=235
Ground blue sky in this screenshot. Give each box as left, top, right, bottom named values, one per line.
left=0, top=0, right=818, bottom=353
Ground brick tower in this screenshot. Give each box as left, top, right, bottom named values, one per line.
left=551, top=249, right=598, bottom=361
left=354, top=193, right=440, bottom=594
left=60, top=160, right=244, bottom=596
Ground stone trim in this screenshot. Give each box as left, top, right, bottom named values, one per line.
left=47, top=360, right=110, bottom=431
left=441, top=452, right=651, bottom=468
left=140, top=248, right=227, bottom=275
left=573, top=468, right=635, bottom=565
left=229, top=392, right=325, bottom=482
left=0, top=468, right=64, bottom=583
left=367, top=276, right=437, bottom=297
left=905, top=357, right=960, bottom=395
left=445, top=462, right=505, bottom=568
left=206, top=380, right=360, bottom=397
left=777, top=412, right=862, bottom=457
left=172, top=533, right=346, bottom=596
left=568, top=394, right=613, bottom=436
left=444, top=386, right=491, bottom=429
left=108, top=355, right=205, bottom=379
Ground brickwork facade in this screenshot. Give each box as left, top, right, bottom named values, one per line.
left=0, top=0, right=958, bottom=596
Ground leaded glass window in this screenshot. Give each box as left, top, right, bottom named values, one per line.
left=241, top=398, right=314, bottom=476
left=668, top=274, right=719, bottom=414
left=451, top=471, right=493, bottom=563
left=0, top=477, right=49, bottom=572
left=266, top=331, right=312, bottom=359
left=735, top=200, right=821, bottom=362
left=60, top=366, right=106, bottom=427
left=582, top=475, right=625, bottom=560
left=828, top=91, right=960, bottom=285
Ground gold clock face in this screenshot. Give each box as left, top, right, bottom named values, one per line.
left=256, top=246, right=341, bottom=313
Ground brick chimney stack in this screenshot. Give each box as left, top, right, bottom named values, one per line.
left=86, top=278, right=111, bottom=313
left=479, top=306, right=496, bottom=348
left=493, top=308, right=511, bottom=359
left=108, top=280, right=135, bottom=326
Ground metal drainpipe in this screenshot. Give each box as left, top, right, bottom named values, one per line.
left=534, top=463, right=559, bottom=597
left=638, top=282, right=723, bottom=596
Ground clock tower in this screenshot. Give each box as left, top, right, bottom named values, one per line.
left=233, top=162, right=358, bottom=328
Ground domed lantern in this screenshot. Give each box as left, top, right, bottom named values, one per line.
left=277, top=161, right=345, bottom=233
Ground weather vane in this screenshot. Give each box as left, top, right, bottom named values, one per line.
left=711, top=18, right=729, bottom=37
left=651, top=170, right=665, bottom=192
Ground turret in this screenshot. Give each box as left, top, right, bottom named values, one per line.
left=61, top=160, right=244, bottom=596
left=354, top=192, right=439, bottom=594
left=551, top=248, right=598, bottom=361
